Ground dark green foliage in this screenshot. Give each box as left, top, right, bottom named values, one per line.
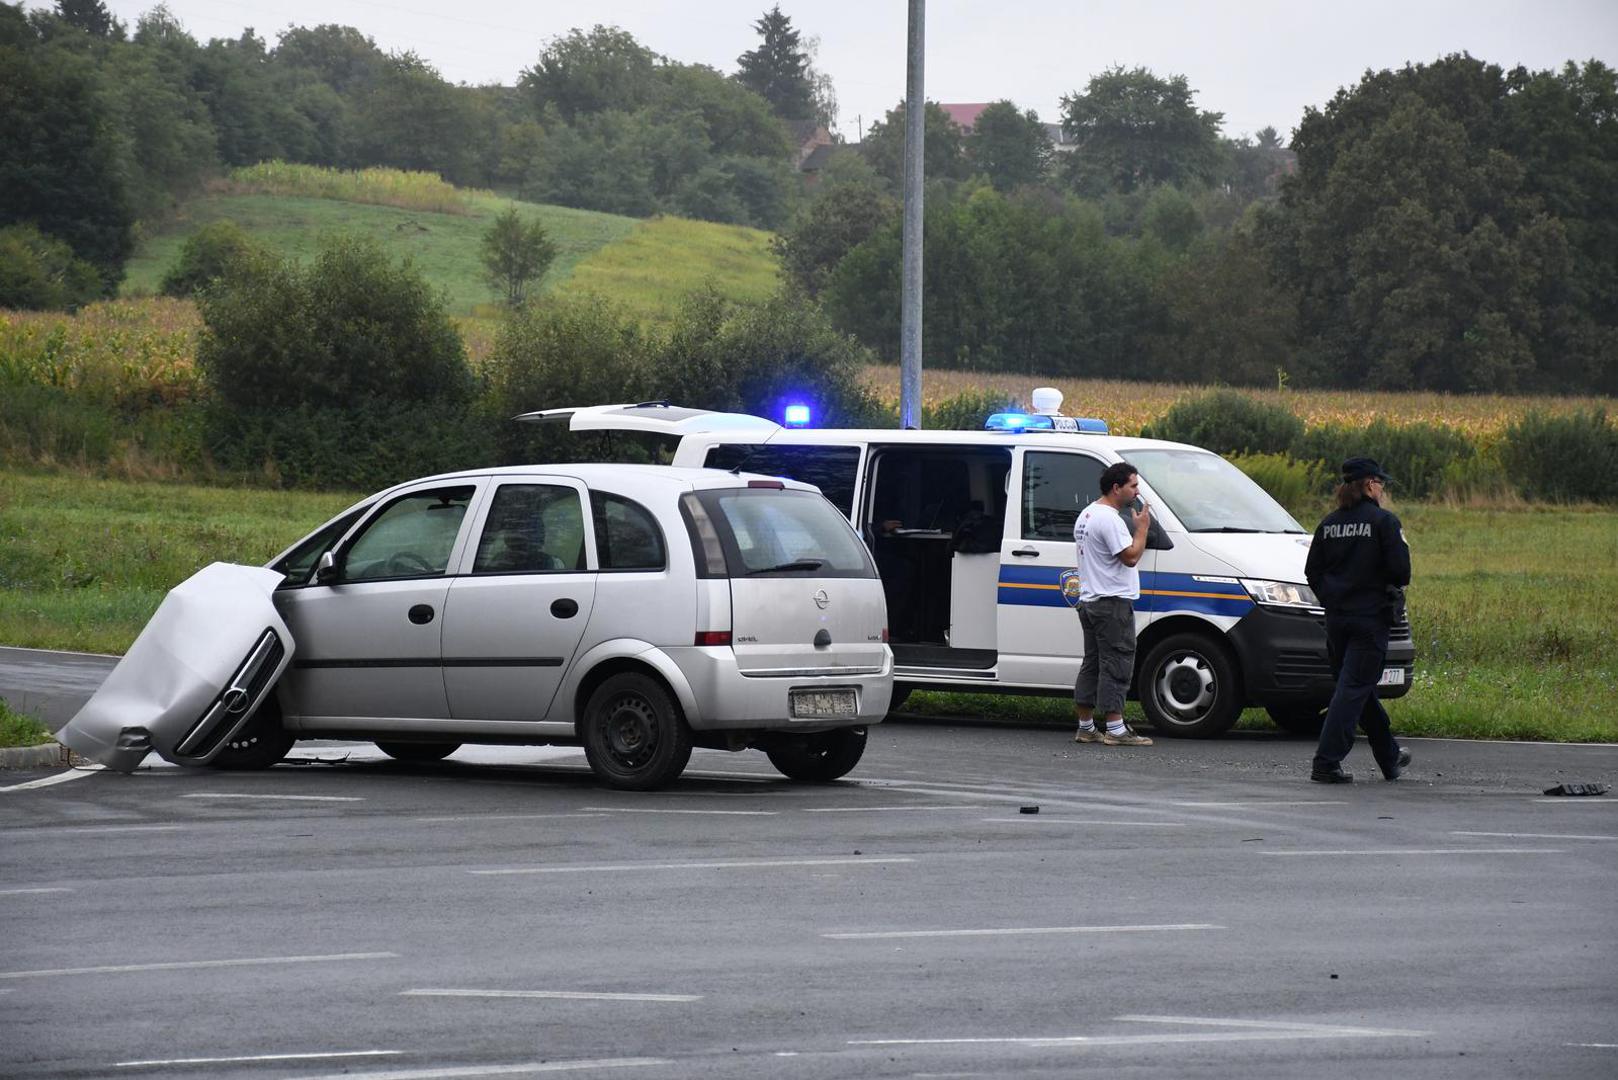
left=660, top=62, right=789, bottom=159
left=773, top=155, right=896, bottom=297
left=1146, top=225, right=1296, bottom=385
left=480, top=207, right=557, bottom=307
left=1498, top=410, right=1618, bottom=503
left=966, top=101, right=1053, bottom=192
left=861, top=101, right=972, bottom=189
left=352, top=53, right=490, bottom=186
left=1139, top=390, right=1304, bottom=456
left=673, top=156, right=795, bottom=229
left=520, top=25, right=662, bottom=122
left=1059, top=66, right=1226, bottom=196
left=0, top=224, right=103, bottom=310
left=922, top=390, right=1019, bottom=431
left=272, top=23, right=386, bottom=95
left=1291, top=420, right=1477, bottom=501
left=196, top=234, right=474, bottom=411
left=55, top=0, right=120, bottom=38
left=529, top=112, right=660, bottom=217
left=734, top=5, right=815, bottom=122
left=160, top=220, right=263, bottom=298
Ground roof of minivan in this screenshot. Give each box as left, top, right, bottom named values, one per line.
left=690, top=426, right=1210, bottom=456
left=372, top=462, right=821, bottom=499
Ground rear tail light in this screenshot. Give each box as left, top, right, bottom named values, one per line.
left=679, top=492, right=728, bottom=576
left=694, top=631, right=732, bottom=647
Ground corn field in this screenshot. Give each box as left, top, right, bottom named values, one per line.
left=218, top=162, right=485, bottom=216
left=0, top=299, right=203, bottom=407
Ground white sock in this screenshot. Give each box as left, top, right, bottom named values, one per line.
left=1107, top=719, right=1126, bottom=736
left=1078, top=719, right=1096, bottom=732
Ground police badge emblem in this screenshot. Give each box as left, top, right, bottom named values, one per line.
left=1059, top=568, right=1084, bottom=609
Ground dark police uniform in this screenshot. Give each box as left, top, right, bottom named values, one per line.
left=1304, top=460, right=1412, bottom=781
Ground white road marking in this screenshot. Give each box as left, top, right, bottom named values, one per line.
left=979, top=818, right=1186, bottom=827
left=1258, top=848, right=1564, bottom=857
left=181, top=793, right=364, bottom=802
left=1453, top=830, right=1618, bottom=840
left=0, top=951, right=397, bottom=980
left=471, top=856, right=915, bottom=876
left=851, top=1014, right=1427, bottom=1048
left=1567, top=1043, right=1618, bottom=1048
left=1532, top=798, right=1618, bottom=803
left=824, top=924, right=1220, bottom=940
left=402, top=988, right=701, bottom=1002
left=0, top=887, right=71, bottom=896
left=42, top=824, right=184, bottom=834
left=0, top=766, right=104, bottom=792
left=1173, top=800, right=1349, bottom=808
left=580, top=806, right=777, bottom=816
left=304, top=1058, right=669, bottom=1079
left=804, top=805, right=993, bottom=813
left=117, top=1050, right=402, bottom=1068
left=413, top=813, right=609, bottom=823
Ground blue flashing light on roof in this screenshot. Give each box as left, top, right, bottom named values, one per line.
left=984, top=411, right=1109, bottom=435
left=783, top=404, right=812, bottom=427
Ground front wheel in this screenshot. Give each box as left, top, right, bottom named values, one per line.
left=376, top=741, right=460, bottom=762
left=580, top=673, right=693, bottom=790
left=1138, top=632, right=1242, bottom=738
left=1265, top=705, right=1327, bottom=738
left=765, top=726, right=867, bottom=782
left=207, top=699, right=295, bottom=770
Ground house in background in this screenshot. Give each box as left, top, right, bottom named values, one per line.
left=939, top=102, right=1078, bottom=153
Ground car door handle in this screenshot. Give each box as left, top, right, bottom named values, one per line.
left=408, top=604, right=435, bottom=625
left=1011, top=547, right=1040, bottom=558
left=550, top=598, right=579, bottom=619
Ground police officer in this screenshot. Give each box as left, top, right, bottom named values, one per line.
left=1304, top=457, right=1412, bottom=783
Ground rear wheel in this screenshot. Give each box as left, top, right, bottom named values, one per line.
left=376, top=741, right=460, bottom=762
left=765, top=726, right=868, bottom=782
left=1266, top=705, right=1328, bottom=737
left=1138, top=632, right=1242, bottom=739
left=207, top=699, right=295, bottom=770
left=580, top=673, right=692, bottom=790
left=886, top=685, right=913, bottom=715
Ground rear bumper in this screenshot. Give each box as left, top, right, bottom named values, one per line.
left=663, top=646, right=893, bottom=731
left=1228, top=606, right=1415, bottom=708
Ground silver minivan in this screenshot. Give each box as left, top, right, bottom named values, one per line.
left=57, top=465, right=893, bottom=789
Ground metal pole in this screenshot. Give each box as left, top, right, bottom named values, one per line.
left=899, top=0, right=924, bottom=429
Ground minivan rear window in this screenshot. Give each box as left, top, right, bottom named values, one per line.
left=689, top=488, right=876, bottom=579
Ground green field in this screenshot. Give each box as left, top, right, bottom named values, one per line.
left=565, top=215, right=780, bottom=327
left=1, top=469, right=1612, bottom=743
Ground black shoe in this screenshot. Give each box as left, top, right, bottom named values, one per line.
left=1382, top=748, right=1412, bottom=781
left=1310, top=767, right=1354, bottom=784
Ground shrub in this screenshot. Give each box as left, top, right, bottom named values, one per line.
left=1498, top=409, right=1618, bottom=503
left=160, top=221, right=263, bottom=298
left=0, top=224, right=103, bottom=311
left=1292, top=420, right=1479, bottom=501
left=1139, top=389, right=1304, bottom=456
left=923, top=390, right=1018, bottom=431
left=480, top=207, right=556, bottom=308
left=1229, top=452, right=1327, bottom=521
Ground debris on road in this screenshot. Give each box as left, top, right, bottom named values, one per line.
left=1543, top=783, right=1611, bottom=797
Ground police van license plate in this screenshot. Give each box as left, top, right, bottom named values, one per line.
left=1377, top=667, right=1405, bottom=687
left=791, top=689, right=857, bottom=718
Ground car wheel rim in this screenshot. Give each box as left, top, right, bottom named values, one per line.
left=1155, top=653, right=1215, bottom=722
left=601, top=694, right=658, bottom=768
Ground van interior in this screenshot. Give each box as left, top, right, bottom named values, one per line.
left=863, top=447, right=1011, bottom=668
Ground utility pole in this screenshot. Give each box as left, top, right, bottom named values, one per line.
left=899, top=0, right=924, bottom=429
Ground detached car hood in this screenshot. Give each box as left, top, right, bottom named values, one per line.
left=55, top=563, right=294, bottom=772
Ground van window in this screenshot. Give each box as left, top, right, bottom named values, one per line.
left=1022, top=452, right=1105, bottom=540
left=694, top=488, right=876, bottom=578
left=590, top=492, right=666, bottom=571
left=473, top=485, right=586, bottom=573
left=1127, top=448, right=1304, bottom=533
left=702, top=444, right=861, bottom=517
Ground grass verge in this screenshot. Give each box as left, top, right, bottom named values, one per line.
left=0, top=698, right=53, bottom=748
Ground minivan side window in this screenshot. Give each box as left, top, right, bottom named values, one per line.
left=342, top=487, right=476, bottom=581
left=590, top=492, right=665, bottom=571
left=1022, top=452, right=1105, bottom=540
left=473, top=485, right=587, bottom=574
left=702, top=444, right=861, bottom=517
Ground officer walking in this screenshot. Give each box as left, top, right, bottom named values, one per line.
left=1304, top=457, right=1412, bottom=783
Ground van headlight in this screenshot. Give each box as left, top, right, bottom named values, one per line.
left=1240, top=579, right=1322, bottom=611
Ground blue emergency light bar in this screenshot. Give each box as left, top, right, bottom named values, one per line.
left=984, top=412, right=1109, bottom=435
left=782, top=404, right=812, bottom=427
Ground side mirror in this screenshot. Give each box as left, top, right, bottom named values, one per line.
left=314, top=550, right=340, bottom=583
left=1146, top=520, right=1174, bottom=550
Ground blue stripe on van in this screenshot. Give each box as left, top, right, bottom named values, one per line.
left=995, top=566, right=1255, bottom=617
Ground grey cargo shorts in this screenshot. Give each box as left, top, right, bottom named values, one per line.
left=1074, top=595, right=1137, bottom=716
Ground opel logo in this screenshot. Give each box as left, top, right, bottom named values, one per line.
left=221, top=686, right=252, bottom=714
left=812, top=588, right=830, bottom=609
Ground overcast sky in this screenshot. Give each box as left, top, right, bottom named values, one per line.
left=100, top=0, right=1618, bottom=141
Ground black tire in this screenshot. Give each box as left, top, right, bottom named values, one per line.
left=765, top=726, right=868, bottom=782
left=1266, top=705, right=1328, bottom=737
left=376, top=741, right=460, bottom=762
left=886, top=685, right=913, bottom=715
left=1138, top=632, right=1243, bottom=739
left=580, top=673, right=693, bottom=790
left=207, top=699, right=295, bottom=770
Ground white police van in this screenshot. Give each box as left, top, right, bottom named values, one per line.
left=523, top=391, right=1415, bottom=737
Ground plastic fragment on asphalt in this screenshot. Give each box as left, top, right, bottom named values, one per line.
left=1019, top=805, right=1039, bottom=814
left=1543, top=783, right=1611, bottom=797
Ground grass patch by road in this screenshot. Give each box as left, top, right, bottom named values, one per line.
left=1, top=468, right=1611, bottom=741
left=0, top=698, right=53, bottom=748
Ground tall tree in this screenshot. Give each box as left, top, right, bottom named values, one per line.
left=965, top=100, right=1053, bottom=192
left=734, top=5, right=814, bottom=121
left=520, top=25, right=661, bottom=122
left=54, top=0, right=119, bottom=38
left=1059, top=66, right=1225, bottom=196
left=861, top=101, right=971, bottom=189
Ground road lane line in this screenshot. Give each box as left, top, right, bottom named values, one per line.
left=1173, top=800, right=1349, bottom=808
left=580, top=806, right=777, bottom=816
left=305, top=1058, right=670, bottom=1079
left=824, top=924, right=1220, bottom=940
left=1115, top=1015, right=1428, bottom=1036
left=402, top=989, right=702, bottom=1002
left=414, top=813, right=609, bottom=823
left=1567, top=1043, right=1618, bottom=1048
left=979, top=818, right=1187, bottom=827
left=804, top=805, right=994, bottom=813
left=1258, top=848, right=1564, bottom=856
left=0, top=951, right=397, bottom=980
left=181, top=793, right=364, bottom=802
left=0, top=887, right=72, bottom=896
left=0, top=766, right=104, bottom=792
left=1531, top=798, right=1618, bottom=803
left=117, top=1050, right=403, bottom=1068
left=471, top=856, right=915, bottom=876
left=1453, top=830, right=1618, bottom=840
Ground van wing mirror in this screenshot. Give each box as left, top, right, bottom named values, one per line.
left=314, top=550, right=340, bottom=583
left=1146, top=519, right=1174, bottom=550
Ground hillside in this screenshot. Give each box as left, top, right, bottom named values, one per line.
left=121, top=181, right=779, bottom=325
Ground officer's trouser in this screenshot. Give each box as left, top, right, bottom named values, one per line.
left=1313, top=613, right=1400, bottom=773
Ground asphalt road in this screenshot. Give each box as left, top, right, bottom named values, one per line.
left=3, top=687, right=1615, bottom=1080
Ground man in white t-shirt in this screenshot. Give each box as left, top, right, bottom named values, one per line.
left=1071, top=461, right=1154, bottom=746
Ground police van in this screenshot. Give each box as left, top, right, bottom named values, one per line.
left=523, top=390, right=1415, bottom=737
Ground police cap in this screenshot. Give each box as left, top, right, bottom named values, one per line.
left=1341, top=456, right=1392, bottom=483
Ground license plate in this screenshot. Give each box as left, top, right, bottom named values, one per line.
left=1378, top=667, right=1406, bottom=687
left=790, top=689, right=857, bottom=718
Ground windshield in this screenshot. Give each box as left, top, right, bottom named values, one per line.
left=699, top=488, right=876, bottom=578
left=1125, top=449, right=1304, bottom=533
